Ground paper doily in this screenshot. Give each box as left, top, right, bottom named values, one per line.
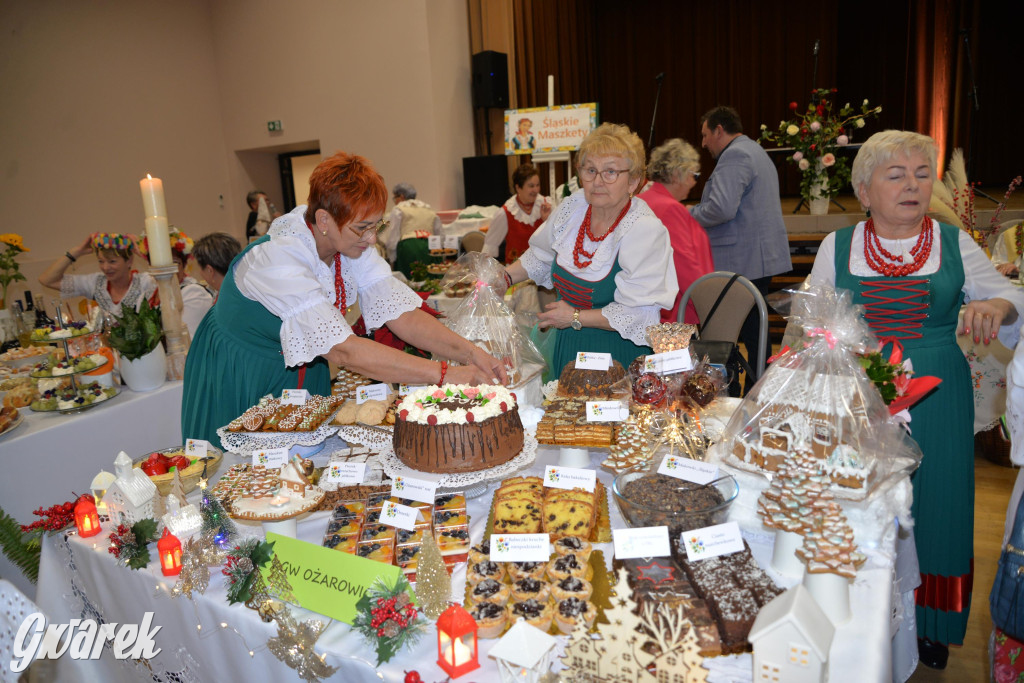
left=336, top=424, right=393, bottom=449
left=542, top=379, right=559, bottom=401
left=216, top=423, right=340, bottom=455
left=380, top=433, right=538, bottom=488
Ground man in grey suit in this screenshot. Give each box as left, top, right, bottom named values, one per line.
left=690, top=106, right=791, bottom=390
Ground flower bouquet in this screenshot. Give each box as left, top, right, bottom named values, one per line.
left=0, top=233, right=29, bottom=310
left=759, top=88, right=882, bottom=210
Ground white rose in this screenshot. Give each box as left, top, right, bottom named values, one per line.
left=855, top=118, right=866, bottom=128
left=809, top=121, right=822, bottom=132
left=863, top=99, right=869, bottom=106
left=786, top=124, right=799, bottom=136
left=837, top=135, right=849, bottom=146
left=845, top=102, right=850, bottom=109
left=876, top=106, right=883, bottom=113
left=822, top=153, right=836, bottom=167
left=760, top=124, right=767, bottom=130
left=798, top=158, right=810, bottom=171
left=792, top=151, right=804, bottom=161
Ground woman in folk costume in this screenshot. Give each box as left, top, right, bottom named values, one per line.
left=807, top=130, right=1024, bottom=669
left=483, top=163, right=552, bottom=265
left=383, top=182, right=442, bottom=278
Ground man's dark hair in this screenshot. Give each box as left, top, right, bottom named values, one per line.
left=701, top=106, right=743, bottom=135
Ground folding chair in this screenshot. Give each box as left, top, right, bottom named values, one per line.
left=460, top=230, right=486, bottom=253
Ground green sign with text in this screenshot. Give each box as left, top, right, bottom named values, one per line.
left=266, top=532, right=401, bottom=624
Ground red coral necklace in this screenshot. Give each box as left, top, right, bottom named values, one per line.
left=573, top=201, right=632, bottom=268
left=863, top=216, right=933, bottom=276
left=305, top=220, right=347, bottom=312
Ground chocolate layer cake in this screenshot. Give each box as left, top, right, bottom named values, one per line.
left=393, top=384, right=524, bottom=473
left=557, top=358, right=627, bottom=398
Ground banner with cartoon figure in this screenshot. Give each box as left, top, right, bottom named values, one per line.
left=504, top=103, right=598, bottom=155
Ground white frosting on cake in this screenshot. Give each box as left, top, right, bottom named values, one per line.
left=397, top=384, right=517, bottom=425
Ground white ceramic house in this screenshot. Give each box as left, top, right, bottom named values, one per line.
left=104, top=451, right=156, bottom=527
left=488, top=618, right=558, bottom=683
left=748, top=584, right=835, bottom=683
left=161, top=496, right=203, bottom=539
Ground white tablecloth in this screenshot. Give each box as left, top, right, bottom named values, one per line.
left=34, top=415, right=913, bottom=683
left=2, top=381, right=183, bottom=597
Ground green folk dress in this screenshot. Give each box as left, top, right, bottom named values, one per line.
left=550, top=258, right=652, bottom=372
left=181, top=236, right=330, bottom=450
left=835, top=222, right=973, bottom=646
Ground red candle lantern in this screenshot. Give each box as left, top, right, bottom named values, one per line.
left=157, top=528, right=182, bottom=576
left=73, top=495, right=101, bottom=538
left=436, top=604, right=479, bottom=678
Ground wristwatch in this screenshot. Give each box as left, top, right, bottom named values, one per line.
left=570, top=309, right=582, bottom=331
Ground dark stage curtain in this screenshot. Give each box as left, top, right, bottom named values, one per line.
left=507, top=0, right=1019, bottom=192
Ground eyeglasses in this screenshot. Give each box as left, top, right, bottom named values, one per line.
left=346, top=219, right=390, bottom=240
left=690, top=171, right=701, bottom=179
left=579, top=166, right=631, bottom=183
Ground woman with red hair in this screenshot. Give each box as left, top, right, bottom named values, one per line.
left=182, top=152, right=507, bottom=448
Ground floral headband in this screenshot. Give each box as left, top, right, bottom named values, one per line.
left=136, top=226, right=194, bottom=259
left=91, top=232, right=135, bottom=253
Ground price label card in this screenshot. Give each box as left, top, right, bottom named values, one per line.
left=185, top=439, right=209, bottom=458
left=656, top=456, right=719, bottom=485
left=612, top=526, right=671, bottom=559
left=543, top=465, right=596, bottom=493
left=252, top=447, right=289, bottom=469
left=490, top=533, right=551, bottom=562
left=380, top=500, right=419, bottom=531
left=643, top=349, right=693, bottom=375
left=398, top=384, right=428, bottom=396
left=392, top=474, right=438, bottom=505
left=428, top=235, right=442, bottom=250
left=443, top=234, right=460, bottom=250
left=322, top=462, right=366, bottom=485
left=356, top=383, right=390, bottom=404
left=683, top=521, right=745, bottom=562
left=586, top=401, right=629, bottom=422
left=281, top=388, right=309, bottom=405
left=575, top=351, right=611, bottom=371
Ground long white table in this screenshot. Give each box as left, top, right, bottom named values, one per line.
left=1, top=381, right=183, bottom=596
left=34, top=423, right=913, bottom=683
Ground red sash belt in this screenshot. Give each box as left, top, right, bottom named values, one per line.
left=914, top=559, right=973, bottom=613
left=552, top=272, right=594, bottom=310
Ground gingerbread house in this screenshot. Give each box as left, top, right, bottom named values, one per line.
left=278, top=456, right=310, bottom=495
left=105, top=451, right=157, bottom=527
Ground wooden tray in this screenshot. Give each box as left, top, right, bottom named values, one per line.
left=482, top=481, right=612, bottom=544
left=462, top=548, right=612, bottom=636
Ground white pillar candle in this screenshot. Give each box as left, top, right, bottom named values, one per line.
left=547, top=75, right=554, bottom=107
left=139, top=175, right=167, bottom=219
left=145, top=216, right=173, bottom=267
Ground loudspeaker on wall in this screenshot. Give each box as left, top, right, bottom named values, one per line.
left=471, top=51, right=509, bottom=109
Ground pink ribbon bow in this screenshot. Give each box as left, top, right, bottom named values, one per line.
left=807, top=327, right=837, bottom=349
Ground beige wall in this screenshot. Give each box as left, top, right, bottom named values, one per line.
left=0, top=0, right=475, bottom=305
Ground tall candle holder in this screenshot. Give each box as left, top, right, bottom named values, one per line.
left=149, top=264, right=190, bottom=380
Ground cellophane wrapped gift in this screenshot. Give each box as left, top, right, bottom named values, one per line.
left=713, top=285, right=923, bottom=500
left=438, top=253, right=545, bottom=406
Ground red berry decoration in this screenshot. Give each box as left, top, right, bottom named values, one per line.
left=399, top=409, right=408, bottom=421
left=499, top=401, right=507, bottom=412
left=466, top=411, right=475, bottom=423
left=510, top=392, right=517, bottom=401
left=427, top=414, right=437, bottom=426
left=404, top=671, right=422, bottom=683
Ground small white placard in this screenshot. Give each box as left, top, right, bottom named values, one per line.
left=322, top=462, right=366, bottom=485
left=443, top=234, right=459, bottom=251
left=185, top=439, right=209, bottom=458
left=585, top=401, right=629, bottom=422
left=398, top=384, right=428, bottom=396
left=490, top=533, right=551, bottom=562
left=644, top=349, right=693, bottom=375
left=575, top=351, right=611, bottom=370
left=682, top=521, right=745, bottom=562
left=656, top=456, right=719, bottom=485
left=392, top=474, right=437, bottom=505
left=428, top=235, right=442, bottom=250
left=612, top=526, right=671, bottom=559
left=252, top=447, right=289, bottom=469
left=543, top=465, right=596, bottom=492
left=356, top=383, right=390, bottom=404
left=280, top=388, right=308, bottom=405
left=380, top=500, right=418, bottom=532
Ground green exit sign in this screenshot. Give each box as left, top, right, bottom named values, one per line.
left=267, top=120, right=283, bottom=132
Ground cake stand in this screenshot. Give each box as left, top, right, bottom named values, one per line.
left=230, top=489, right=325, bottom=539
left=379, top=433, right=539, bottom=499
